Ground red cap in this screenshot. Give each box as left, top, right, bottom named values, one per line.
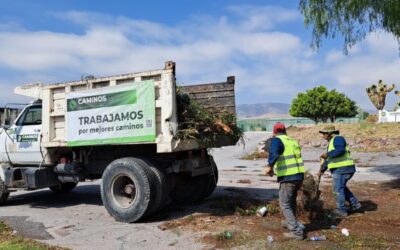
left=273, top=122, right=286, bottom=134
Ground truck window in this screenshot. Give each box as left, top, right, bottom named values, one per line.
left=16, top=106, right=42, bottom=126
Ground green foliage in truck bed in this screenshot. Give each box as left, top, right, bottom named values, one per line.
left=175, top=89, right=243, bottom=146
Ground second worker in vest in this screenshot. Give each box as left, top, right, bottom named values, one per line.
left=264, top=122, right=305, bottom=240
left=318, top=125, right=362, bottom=218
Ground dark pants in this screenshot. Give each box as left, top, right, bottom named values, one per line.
left=279, top=180, right=303, bottom=236
left=332, top=173, right=360, bottom=213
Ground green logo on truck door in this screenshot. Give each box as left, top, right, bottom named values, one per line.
left=17, top=134, right=38, bottom=142
left=67, top=90, right=137, bottom=112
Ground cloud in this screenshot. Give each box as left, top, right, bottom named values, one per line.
left=227, top=5, right=301, bottom=31
left=1, top=5, right=400, bottom=111
left=0, top=7, right=304, bottom=77
left=319, top=32, right=400, bottom=109
left=0, top=81, right=32, bottom=105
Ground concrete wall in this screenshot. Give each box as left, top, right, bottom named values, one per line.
left=379, top=109, right=400, bottom=123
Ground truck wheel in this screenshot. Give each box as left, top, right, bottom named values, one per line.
left=133, top=158, right=167, bottom=217
left=147, top=165, right=168, bottom=216
left=101, top=157, right=154, bottom=223
left=170, top=173, right=206, bottom=204
left=199, top=156, right=219, bottom=200
left=0, top=176, right=10, bottom=205
left=49, top=182, right=78, bottom=193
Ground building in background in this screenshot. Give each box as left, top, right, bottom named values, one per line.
left=0, top=108, right=21, bottom=127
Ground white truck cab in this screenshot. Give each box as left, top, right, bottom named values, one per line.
left=2, top=101, right=43, bottom=165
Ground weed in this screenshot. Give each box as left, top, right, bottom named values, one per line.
left=215, top=231, right=233, bottom=241
left=186, top=215, right=194, bottom=222
left=241, top=151, right=268, bottom=160
left=235, top=205, right=259, bottom=216
left=0, top=222, right=8, bottom=232
left=266, top=203, right=280, bottom=215
left=237, top=179, right=252, bottom=184
left=171, top=228, right=181, bottom=237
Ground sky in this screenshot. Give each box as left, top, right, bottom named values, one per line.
left=1, top=0, right=400, bottom=111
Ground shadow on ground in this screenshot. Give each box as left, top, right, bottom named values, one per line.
left=4, top=183, right=279, bottom=223
left=5, top=183, right=103, bottom=208
left=147, top=185, right=279, bottom=222
left=369, top=164, right=400, bottom=179
left=360, top=200, right=378, bottom=212
left=381, top=178, right=400, bottom=190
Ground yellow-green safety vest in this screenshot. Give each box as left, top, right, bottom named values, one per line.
left=274, top=135, right=305, bottom=177
left=327, top=135, right=354, bottom=169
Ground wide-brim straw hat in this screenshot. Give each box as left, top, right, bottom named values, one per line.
left=319, top=125, right=339, bottom=134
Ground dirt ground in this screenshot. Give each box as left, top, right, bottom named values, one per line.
left=0, top=132, right=399, bottom=250
left=159, top=179, right=400, bottom=250
left=287, top=123, right=400, bottom=152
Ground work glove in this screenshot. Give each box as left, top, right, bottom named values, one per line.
left=263, top=166, right=274, bottom=177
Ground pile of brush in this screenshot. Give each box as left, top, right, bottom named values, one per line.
left=175, top=91, right=243, bottom=146
left=298, top=171, right=324, bottom=220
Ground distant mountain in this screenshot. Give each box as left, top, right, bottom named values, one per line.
left=236, top=103, right=290, bottom=119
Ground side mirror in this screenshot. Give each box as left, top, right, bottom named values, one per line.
left=4, top=117, right=10, bottom=126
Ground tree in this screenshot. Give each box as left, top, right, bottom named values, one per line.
left=290, top=86, right=358, bottom=123
left=366, top=80, right=395, bottom=110
left=299, top=0, right=400, bottom=53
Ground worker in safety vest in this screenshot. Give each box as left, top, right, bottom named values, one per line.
left=318, top=125, right=362, bottom=217
left=264, top=122, right=305, bottom=240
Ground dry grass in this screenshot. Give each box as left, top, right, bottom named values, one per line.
left=0, top=221, right=67, bottom=250
left=287, top=122, right=400, bottom=140
left=287, top=122, right=400, bottom=152
left=240, top=151, right=268, bottom=160
left=237, top=179, right=252, bottom=184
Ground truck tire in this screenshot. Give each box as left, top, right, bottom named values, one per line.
left=101, top=157, right=154, bottom=223
left=199, top=156, right=219, bottom=200
left=0, top=176, right=10, bottom=205
left=49, top=182, right=78, bottom=193
left=133, top=158, right=168, bottom=217
left=147, top=165, right=168, bottom=216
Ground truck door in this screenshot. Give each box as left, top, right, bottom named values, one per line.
left=6, top=105, right=43, bottom=165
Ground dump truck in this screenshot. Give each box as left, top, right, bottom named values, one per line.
left=0, top=61, right=238, bottom=222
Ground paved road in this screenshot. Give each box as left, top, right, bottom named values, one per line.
left=1, top=132, right=399, bottom=249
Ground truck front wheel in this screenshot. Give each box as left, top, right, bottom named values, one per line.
left=101, top=157, right=154, bottom=223
left=0, top=176, right=10, bottom=205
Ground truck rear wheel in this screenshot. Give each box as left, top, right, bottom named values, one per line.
left=0, top=176, right=10, bottom=205
left=49, top=182, right=78, bottom=193
left=101, top=157, right=154, bottom=223
left=133, top=158, right=168, bottom=217
left=199, top=156, right=219, bottom=200
left=147, top=165, right=167, bottom=216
